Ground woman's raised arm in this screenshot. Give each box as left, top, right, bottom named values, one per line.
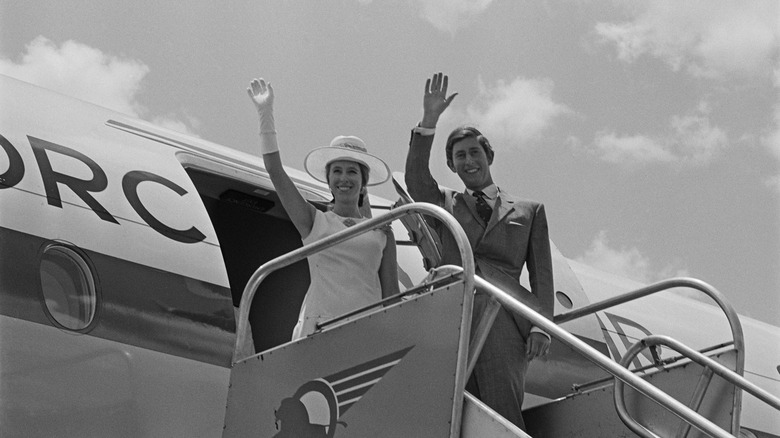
left=247, top=78, right=316, bottom=237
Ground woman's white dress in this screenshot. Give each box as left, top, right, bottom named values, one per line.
left=291, top=210, right=387, bottom=340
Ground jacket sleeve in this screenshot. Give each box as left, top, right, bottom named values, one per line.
left=526, top=203, right=554, bottom=321
left=405, top=129, right=445, bottom=207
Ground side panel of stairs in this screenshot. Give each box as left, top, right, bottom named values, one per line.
left=223, top=286, right=468, bottom=438
left=461, top=392, right=530, bottom=438
left=524, top=349, right=738, bottom=437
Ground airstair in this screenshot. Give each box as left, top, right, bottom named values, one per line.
left=224, top=203, right=780, bottom=437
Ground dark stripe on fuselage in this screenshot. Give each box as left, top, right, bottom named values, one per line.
left=0, top=226, right=236, bottom=367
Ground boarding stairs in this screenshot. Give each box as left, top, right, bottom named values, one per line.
left=511, top=276, right=780, bottom=437
left=225, top=203, right=780, bottom=437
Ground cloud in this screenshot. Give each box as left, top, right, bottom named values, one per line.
left=592, top=132, right=675, bottom=165
left=414, top=0, right=494, bottom=35
left=763, top=64, right=780, bottom=161
left=765, top=175, right=780, bottom=193
left=0, top=36, right=199, bottom=135
left=441, top=76, right=571, bottom=147
left=590, top=102, right=727, bottom=166
left=595, top=1, right=779, bottom=79
left=0, top=36, right=149, bottom=116
left=576, top=230, right=690, bottom=285
left=152, top=114, right=201, bottom=136
left=576, top=231, right=653, bottom=283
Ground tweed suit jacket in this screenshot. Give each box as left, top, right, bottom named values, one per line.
left=405, top=130, right=554, bottom=338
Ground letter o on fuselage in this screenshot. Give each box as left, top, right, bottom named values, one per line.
left=0, top=133, right=25, bottom=188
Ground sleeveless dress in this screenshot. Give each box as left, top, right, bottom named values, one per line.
left=291, top=210, right=387, bottom=340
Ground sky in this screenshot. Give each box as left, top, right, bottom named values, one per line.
left=1, top=1, right=778, bottom=326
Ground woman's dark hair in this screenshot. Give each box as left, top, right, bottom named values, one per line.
left=325, top=161, right=369, bottom=206
left=444, top=126, right=495, bottom=166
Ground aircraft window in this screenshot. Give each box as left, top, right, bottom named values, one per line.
left=556, top=291, right=573, bottom=309
left=39, top=243, right=98, bottom=332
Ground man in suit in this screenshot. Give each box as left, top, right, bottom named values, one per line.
left=404, top=72, right=554, bottom=430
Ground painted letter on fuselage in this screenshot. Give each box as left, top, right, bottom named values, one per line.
left=20, top=135, right=205, bottom=244
left=28, top=135, right=118, bottom=223
left=123, top=170, right=206, bottom=244
left=0, top=133, right=25, bottom=189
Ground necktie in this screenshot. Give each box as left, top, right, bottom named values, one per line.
left=472, top=191, right=493, bottom=224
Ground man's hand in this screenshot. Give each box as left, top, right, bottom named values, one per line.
left=421, top=72, right=457, bottom=128
left=526, top=332, right=550, bottom=361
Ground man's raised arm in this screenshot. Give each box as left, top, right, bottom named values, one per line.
left=405, top=72, right=457, bottom=206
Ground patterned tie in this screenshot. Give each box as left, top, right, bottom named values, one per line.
left=472, top=191, right=493, bottom=224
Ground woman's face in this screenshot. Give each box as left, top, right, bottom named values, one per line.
left=327, top=160, right=364, bottom=203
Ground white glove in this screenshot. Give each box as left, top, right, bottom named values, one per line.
left=247, top=78, right=278, bottom=154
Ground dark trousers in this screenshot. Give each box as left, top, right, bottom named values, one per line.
left=466, top=292, right=528, bottom=430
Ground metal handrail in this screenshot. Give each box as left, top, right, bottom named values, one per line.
left=615, top=335, right=780, bottom=438
left=233, top=202, right=474, bottom=362
left=571, top=341, right=735, bottom=393
left=472, top=274, right=737, bottom=438
left=318, top=267, right=463, bottom=330
left=231, top=202, right=475, bottom=438
left=554, top=278, right=745, bottom=434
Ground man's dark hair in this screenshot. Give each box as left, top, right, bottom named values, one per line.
left=444, top=126, right=495, bottom=166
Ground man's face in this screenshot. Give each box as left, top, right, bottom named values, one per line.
left=448, top=137, right=493, bottom=191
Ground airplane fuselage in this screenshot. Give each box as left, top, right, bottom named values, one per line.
left=1, top=74, right=778, bottom=437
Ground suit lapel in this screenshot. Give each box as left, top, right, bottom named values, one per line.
left=457, top=190, right=516, bottom=236
left=485, top=193, right=516, bottom=235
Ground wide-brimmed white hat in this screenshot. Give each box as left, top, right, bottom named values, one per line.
left=304, top=135, right=390, bottom=186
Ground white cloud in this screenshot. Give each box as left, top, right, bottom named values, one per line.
left=441, top=76, right=571, bottom=147
left=0, top=36, right=199, bottom=136
left=576, top=230, right=653, bottom=283
left=576, top=231, right=690, bottom=285
left=152, top=114, right=201, bottom=137
left=591, top=102, right=727, bottom=166
left=765, top=175, right=780, bottom=193
left=595, top=1, right=779, bottom=79
left=763, top=64, right=780, bottom=161
left=592, top=132, right=675, bottom=165
left=0, top=36, right=149, bottom=116
left=414, top=0, right=494, bottom=35
left=668, top=103, right=728, bottom=164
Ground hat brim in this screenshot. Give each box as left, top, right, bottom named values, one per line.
left=304, top=147, right=390, bottom=186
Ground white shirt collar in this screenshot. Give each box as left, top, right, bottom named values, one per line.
left=466, top=184, right=499, bottom=200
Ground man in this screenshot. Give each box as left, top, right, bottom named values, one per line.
left=404, top=72, right=554, bottom=430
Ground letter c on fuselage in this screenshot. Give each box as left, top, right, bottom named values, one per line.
left=123, top=170, right=206, bottom=244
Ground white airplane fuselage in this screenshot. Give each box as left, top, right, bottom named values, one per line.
left=1, top=74, right=778, bottom=437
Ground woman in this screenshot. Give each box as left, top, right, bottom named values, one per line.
left=247, top=78, right=399, bottom=340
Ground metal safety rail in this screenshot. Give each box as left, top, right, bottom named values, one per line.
left=616, top=335, right=780, bottom=438
left=473, top=275, right=748, bottom=438
left=555, top=278, right=750, bottom=436
left=232, top=202, right=475, bottom=438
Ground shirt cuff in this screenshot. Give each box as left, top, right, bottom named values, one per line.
left=412, top=124, right=436, bottom=136
left=530, top=326, right=551, bottom=342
